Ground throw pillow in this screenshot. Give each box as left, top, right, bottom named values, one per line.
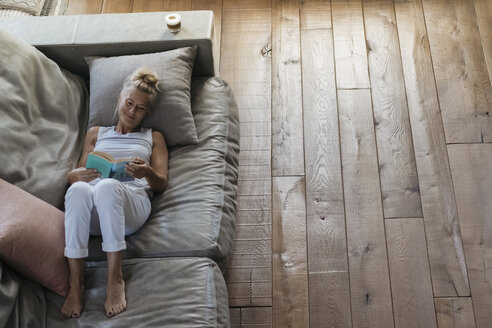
left=0, top=179, right=68, bottom=297
left=86, top=46, right=199, bottom=147
left=0, top=29, right=88, bottom=209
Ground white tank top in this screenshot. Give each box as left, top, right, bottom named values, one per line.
left=89, top=126, right=153, bottom=191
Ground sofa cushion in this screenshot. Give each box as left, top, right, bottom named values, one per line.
left=86, top=46, right=199, bottom=148
left=0, top=179, right=68, bottom=297
left=45, top=257, right=230, bottom=327
left=87, top=77, right=240, bottom=269
left=0, top=29, right=88, bottom=209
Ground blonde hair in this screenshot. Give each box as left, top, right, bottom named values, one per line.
left=121, top=67, right=161, bottom=110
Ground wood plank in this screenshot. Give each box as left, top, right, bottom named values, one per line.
left=272, top=177, right=309, bottom=327
left=394, top=0, right=470, bottom=297
left=385, top=218, right=437, bottom=328
left=164, top=0, right=191, bottom=11
left=221, top=4, right=272, bottom=308
left=300, top=0, right=331, bottom=30
left=238, top=165, right=271, bottom=180
left=101, top=0, right=133, bottom=13
left=132, top=0, right=164, bottom=12
left=448, top=144, right=492, bottom=328
left=300, top=27, right=351, bottom=327
left=236, top=210, right=271, bottom=226
left=238, top=180, right=271, bottom=196
left=435, top=298, right=476, bottom=328
left=240, top=136, right=271, bottom=151
left=192, top=0, right=222, bottom=75
left=66, top=0, right=103, bottom=14
left=223, top=0, right=271, bottom=10
left=239, top=151, right=270, bottom=166
left=338, top=89, right=394, bottom=328
left=474, top=0, right=492, bottom=84
left=362, top=0, right=422, bottom=218
left=331, top=0, right=370, bottom=89
left=242, top=307, right=273, bottom=327
left=227, top=282, right=272, bottom=306
left=230, top=307, right=241, bottom=328
left=422, top=0, right=492, bottom=143
left=271, top=0, right=304, bottom=176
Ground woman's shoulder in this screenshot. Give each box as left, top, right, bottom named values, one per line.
left=86, top=126, right=101, bottom=144
left=151, top=130, right=166, bottom=145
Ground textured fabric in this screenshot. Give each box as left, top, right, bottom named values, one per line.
left=40, top=0, right=66, bottom=16
left=91, top=126, right=153, bottom=190
left=87, top=77, right=240, bottom=269
left=0, top=0, right=45, bottom=15
left=45, top=257, right=230, bottom=327
left=86, top=46, right=199, bottom=148
left=0, top=8, right=30, bottom=16
left=0, top=179, right=69, bottom=297
left=0, top=261, right=46, bottom=328
left=0, top=29, right=88, bottom=209
left=65, top=180, right=151, bottom=258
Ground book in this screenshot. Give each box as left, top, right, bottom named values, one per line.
left=86, top=151, right=135, bottom=182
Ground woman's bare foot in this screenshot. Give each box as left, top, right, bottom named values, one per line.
left=61, top=283, right=83, bottom=318
left=62, top=258, right=84, bottom=318
left=105, top=278, right=126, bottom=317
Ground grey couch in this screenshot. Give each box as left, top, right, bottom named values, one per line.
left=0, top=11, right=239, bottom=327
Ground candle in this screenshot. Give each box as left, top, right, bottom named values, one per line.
left=165, top=13, right=181, bottom=33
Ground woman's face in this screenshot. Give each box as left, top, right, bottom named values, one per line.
left=117, top=87, right=150, bottom=129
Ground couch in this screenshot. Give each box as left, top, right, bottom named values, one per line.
left=0, top=11, right=239, bottom=327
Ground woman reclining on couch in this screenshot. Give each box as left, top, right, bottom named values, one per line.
left=62, top=68, right=168, bottom=318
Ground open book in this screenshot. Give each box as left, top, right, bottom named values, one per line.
left=86, top=151, right=135, bottom=182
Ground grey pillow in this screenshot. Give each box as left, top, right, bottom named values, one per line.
left=0, top=29, right=88, bottom=209
left=86, top=46, right=199, bottom=147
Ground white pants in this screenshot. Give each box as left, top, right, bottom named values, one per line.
left=64, top=179, right=151, bottom=258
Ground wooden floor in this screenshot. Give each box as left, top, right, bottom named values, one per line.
left=67, top=0, right=492, bottom=327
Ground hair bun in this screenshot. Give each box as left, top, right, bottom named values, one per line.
left=132, top=67, right=159, bottom=88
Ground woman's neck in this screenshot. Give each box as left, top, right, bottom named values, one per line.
left=115, top=122, right=140, bottom=134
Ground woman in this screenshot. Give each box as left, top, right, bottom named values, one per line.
left=61, top=68, right=168, bottom=318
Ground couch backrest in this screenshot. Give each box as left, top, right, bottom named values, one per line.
left=0, top=11, right=215, bottom=78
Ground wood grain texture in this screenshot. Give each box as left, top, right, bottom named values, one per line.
left=271, top=0, right=304, bottom=176
left=164, top=0, right=191, bottom=11
left=394, top=0, right=470, bottom=297
left=362, top=0, right=422, bottom=219
left=192, top=0, right=223, bottom=75
left=132, top=0, right=164, bottom=12
left=300, top=0, right=331, bottom=30
left=242, top=307, right=273, bottom=327
left=448, top=144, right=492, bottom=328
left=272, top=177, right=309, bottom=328
left=338, top=89, right=394, bottom=328
left=422, top=0, right=492, bottom=143
left=474, top=0, right=492, bottom=84
left=385, top=218, right=437, bottom=328
left=66, top=0, right=103, bottom=14
left=435, top=298, right=476, bottom=328
left=331, top=0, right=370, bottom=89
left=231, top=308, right=241, bottom=328
left=301, top=27, right=351, bottom=328
left=221, top=2, right=273, bottom=308
left=101, top=0, right=133, bottom=13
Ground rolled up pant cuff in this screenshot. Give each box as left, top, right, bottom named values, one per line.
left=65, top=247, right=88, bottom=258
left=102, top=241, right=126, bottom=253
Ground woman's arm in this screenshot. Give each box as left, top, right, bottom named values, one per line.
left=125, top=130, right=168, bottom=192
left=67, top=126, right=100, bottom=185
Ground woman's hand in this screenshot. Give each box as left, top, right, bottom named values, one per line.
left=125, top=158, right=150, bottom=179
left=68, top=167, right=100, bottom=184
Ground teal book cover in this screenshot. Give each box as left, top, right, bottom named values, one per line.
left=86, top=152, right=135, bottom=182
